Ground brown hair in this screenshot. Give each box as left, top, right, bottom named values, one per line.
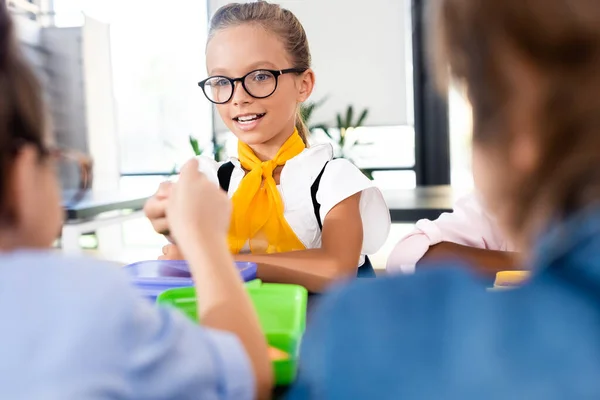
left=432, top=0, right=600, bottom=241
left=208, top=1, right=312, bottom=145
left=0, top=3, right=47, bottom=222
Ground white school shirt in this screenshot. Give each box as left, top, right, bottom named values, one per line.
left=197, top=143, right=391, bottom=266
left=386, top=191, right=517, bottom=274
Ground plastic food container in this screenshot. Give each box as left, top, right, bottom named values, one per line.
left=156, top=279, right=307, bottom=385
left=123, top=260, right=258, bottom=301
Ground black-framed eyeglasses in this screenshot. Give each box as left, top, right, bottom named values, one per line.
left=198, top=68, right=307, bottom=104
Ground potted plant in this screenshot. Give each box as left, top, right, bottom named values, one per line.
left=333, top=104, right=369, bottom=158
left=189, top=135, right=226, bottom=162
left=299, top=100, right=372, bottom=179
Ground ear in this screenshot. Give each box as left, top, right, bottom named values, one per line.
left=507, top=83, right=540, bottom=176
left=503, top=48, right=542, bottom=176
left=510, top=131, right=539, bottom=175
left=296, top=68, right=315, bottom=103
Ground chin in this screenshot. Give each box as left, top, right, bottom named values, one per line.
left=232, top=130, right=275, bottom=146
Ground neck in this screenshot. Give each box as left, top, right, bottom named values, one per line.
left=250, top=143, right=281, bottom=162
left=0, top=229, right=48, bottom=251
left=248, top=124, right=298, bottom=161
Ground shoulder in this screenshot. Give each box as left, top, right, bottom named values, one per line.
left=315, top=157, right=391, bottom=253
left=317, top=157, right=375, bottom=201
left=316, top=158, right=377, bottom=200
left=303, top=263, right=498, bottom=363
left=313, top=263, right=486, bottom=326
left=408, top=191, right=507, bottom=250
left=452, top=191, right=509, bottom=248
left=284, top=143, right=335, bottom=182
left=296, top=265, right=490, bottom=396
left=450, top=192, right=499, bottom=226
left=0, top=250, right=129, bottom=290
left=0, top=251, right=256, bottom=399
left=298, top=263, right=600, bottom=398
left=0, top=251, right=141, bottom=360
left=324, top=157, right=362, bottom=173
left=316, top=157, right=369, bottom=204
left=0, top=251, right=141, bottom=330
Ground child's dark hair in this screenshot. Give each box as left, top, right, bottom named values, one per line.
left=0, top=2, right=47, bottom=221
left=432, top=0, right=600, bottom=240
left=208, top=1, right=312, bottom=145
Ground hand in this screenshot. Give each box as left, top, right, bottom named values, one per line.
left=158, top=244, right=184, bottom=260
left=167, top=159, right=232, bottom=248
left=143, top=181, right=172, bottom=235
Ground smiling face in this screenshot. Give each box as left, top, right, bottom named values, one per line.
left=206, top=24, right=314, bottom=159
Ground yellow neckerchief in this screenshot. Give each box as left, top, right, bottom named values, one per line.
left=228, top=129, right=307, bottom=254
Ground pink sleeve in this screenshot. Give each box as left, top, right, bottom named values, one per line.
left=386, top=192, right=509, bottom=274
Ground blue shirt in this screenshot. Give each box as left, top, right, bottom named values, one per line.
left=289, top=207, right=600, bottom=399
left=0, top=251, right=254, bottom=400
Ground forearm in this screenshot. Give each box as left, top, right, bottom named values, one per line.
left=182, top=235, right=273, bottom=400
left=235, top=249, right=358, bottom=293
left=418, top=241, right=520, bottom=277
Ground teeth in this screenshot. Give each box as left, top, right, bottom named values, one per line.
left=236, top=113, right=265, bottom=123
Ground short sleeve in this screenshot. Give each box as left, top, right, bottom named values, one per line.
left=414, top=192, right=508, bottom=250
left=386, top=192, right=513, bottom=274
left=316, top=158, right=391, bottom=254
left=386, top=233, right=432, bottom=274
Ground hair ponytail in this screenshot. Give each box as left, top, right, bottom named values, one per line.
left=295, top=109, right=309, bottom=146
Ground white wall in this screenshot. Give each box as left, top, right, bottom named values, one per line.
left=208, top=0, right=410, bottom=133
left=82, top=16, right=120, bottom=191
left=108, top=0, right=212, bottom=172
left=13, top=14, right=40, bottom=45
left=51, top=0, right=212, bottom=173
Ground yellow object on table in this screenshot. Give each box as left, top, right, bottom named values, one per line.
left=493, top=271, right=530, bottom=289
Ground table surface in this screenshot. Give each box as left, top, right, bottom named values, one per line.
left=62, top=185, right=459, bottom=223
left=382, top=185, right=457, bottom=222
left=62, top=190, right=151, bottom=221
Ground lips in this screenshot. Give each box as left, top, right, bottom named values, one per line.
left=233, top=113, right=266, bottom=124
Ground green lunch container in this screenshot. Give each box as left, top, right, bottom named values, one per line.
left=156, top=279, right=308, bottom=386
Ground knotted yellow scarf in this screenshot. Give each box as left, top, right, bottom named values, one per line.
left=228, top=129, right=307, bottom=254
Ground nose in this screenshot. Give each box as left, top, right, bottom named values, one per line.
left=231, top=81, right=252, bottom=106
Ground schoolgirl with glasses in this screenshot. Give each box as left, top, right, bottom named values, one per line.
left=145, top=1, right=390, bottom=293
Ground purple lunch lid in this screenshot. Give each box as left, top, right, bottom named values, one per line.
left=123, top=260, right=258, bottom=300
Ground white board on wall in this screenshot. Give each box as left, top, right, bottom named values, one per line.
left=207, top=0, right=410, bottom=134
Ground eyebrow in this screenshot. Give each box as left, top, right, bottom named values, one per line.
left=209, top=61, right=281, bottom=76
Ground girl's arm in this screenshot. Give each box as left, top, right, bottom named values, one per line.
left=235, top=193, right=363, bottom=293
left=418, top=243, right=520, bottom=278
left=387, top=192, right=516, bottom=276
